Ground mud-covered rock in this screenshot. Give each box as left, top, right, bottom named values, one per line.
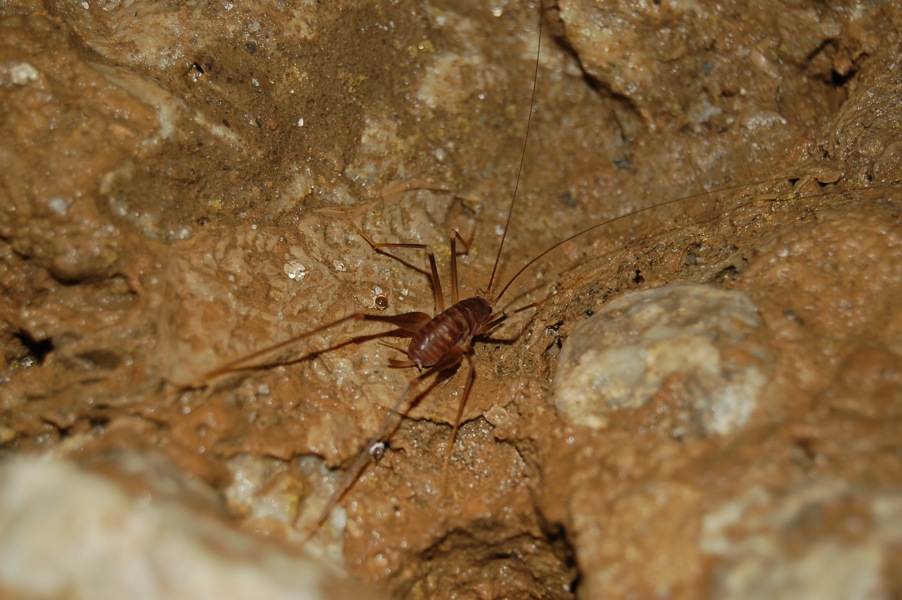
left=0, top=0, right=899, bottom=598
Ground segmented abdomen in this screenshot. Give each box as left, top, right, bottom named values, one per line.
left=407, top=297, right=491, bottom=367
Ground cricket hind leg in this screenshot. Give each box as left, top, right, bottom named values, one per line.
left=301, top=358, right=455, bottom=539
left=193, top=310, right=433, bottom=385
left=441, top=351, right=477, bottom=499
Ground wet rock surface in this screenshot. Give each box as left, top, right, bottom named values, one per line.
left=1, top=0, right=900, bottom=598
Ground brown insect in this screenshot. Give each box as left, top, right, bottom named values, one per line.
left=195, top=19, right=550, bottom=537
left=178, top=7, right=880, bottom=543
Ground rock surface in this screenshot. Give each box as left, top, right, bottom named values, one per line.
left=0, top=0, right=899, bottom=598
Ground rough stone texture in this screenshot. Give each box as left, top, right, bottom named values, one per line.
left=0, top=456, right=371, bottom=600
left=699, top=479, right=902, bottom=600
left=554, top=284, right=771, bottom=435
left=0, top=0, right=899, bottom=598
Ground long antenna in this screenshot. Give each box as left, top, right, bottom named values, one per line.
left=492, top=176, right=806, bottom=303
left=485, top=10, right=544, bottom=299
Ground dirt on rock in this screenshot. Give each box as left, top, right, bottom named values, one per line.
left=0, top=0, right=900, bottom=599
